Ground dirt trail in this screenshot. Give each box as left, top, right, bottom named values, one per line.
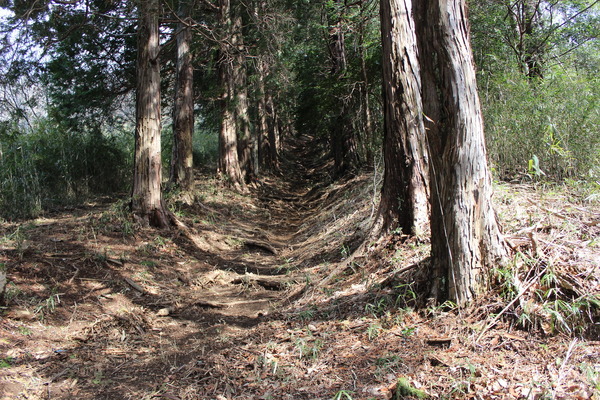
left=0, top=135, right=349, bottom=399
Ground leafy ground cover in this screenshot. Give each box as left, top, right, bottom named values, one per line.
left=0, top=140, right=598, bottom=400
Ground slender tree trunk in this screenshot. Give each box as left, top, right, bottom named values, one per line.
left=415, top=0, right=507, bottom=305
left=265, top=91, right=279, bottom=168
left=0, top=265, right=6, bottom=306
left=218, top=0, right=245, bottom=189
left=521, top=0, right=544, bottom=78
left=359, top=0, right=374, bottom=164
left=257, top=60, right=269, bottom=168
left=374, top=0, right=429, bottom=237
left=132, top=0, right=171, bottom=228
left=329, top=4, right=347, bottom=75
left=327, top=0, right=358, bottom=176
left=506, top=0, right=544, bottom=78
left=170, top=0, right=195, bottom=193
left=331, top=110, right=359, bottom=176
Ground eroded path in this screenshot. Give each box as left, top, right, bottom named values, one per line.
left=0, top=135, right=372, bottom=399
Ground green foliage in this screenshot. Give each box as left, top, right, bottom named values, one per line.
left=0, top=357, right=14, bottom=368
left=294, top=336, right=324, bottom=360
left=374, top=354, right=403, bottom=377
left=579, top=362, right=600, bottom=392
left=296, top=307, right=316, bottom=321
left=332, top=390, right=355, bottom=400
left=494, top=254, right=599, bottom=335
left=535, top=286, right=600, bottom=335
left=470, top=0, right=600, bottom=79
left=34, top=288, right=61, bottom=321
left=193, top=126, right=220, bottom=168
left=366, top=322, right=382, bottom=340
left=481, top=72, right=600, bottom=180
left=0, top=119, right=132, bottom=220
left=365, top=296, right=390, bottom=317
left=470, top=0, right=600, bottom=181
left=293, top=0, right=382, bottom=164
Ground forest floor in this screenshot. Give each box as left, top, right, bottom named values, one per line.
left=1, top=136, right=599, bottom=400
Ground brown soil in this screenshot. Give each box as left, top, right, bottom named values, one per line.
left=1, top=141, right=599, bottom=400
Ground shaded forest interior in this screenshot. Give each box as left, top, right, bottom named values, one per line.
left=0, top=0, right=599, bottom=399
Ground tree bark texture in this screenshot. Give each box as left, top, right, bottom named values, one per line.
left=415, top=0, right=507, bottom=305
left=132, top=0, right=171, bottom=228
left=375, top=0, right=429, bottom=237
left=328, top=0, right=347, bottom=75
left=265, top=91, right=280, bottom=167
left=257, top=61, right=269, bottom=169
left=218, top=0, right=245, bottom=189
left=327, top=0, right=358, bottom=176
left=359, top=3, right=374, bottom=164
left=231, top=1, right=255, bottom=182
left=170, top=0, right=195, bottom=192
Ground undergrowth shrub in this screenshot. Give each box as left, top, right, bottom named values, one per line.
left=161, top=121, right=219, bottom=172
left=193, top=126, right=219, bottom=168
left=0, top=119, right=131, bottom=220
left=481, top=71, right=600, bottom=180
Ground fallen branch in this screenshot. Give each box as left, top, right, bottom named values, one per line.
left=319, top=239, right=370, bottom=287
left=196, top=201, right=226, bottom=217
left=527, top=198, right=568, bottom=220
left=243, top=240, right=277, bottom=255
left=231, top=275, right=290, bottom=290
left=124, top=277, right=147, bottom=294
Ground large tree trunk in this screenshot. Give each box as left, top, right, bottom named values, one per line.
left=132, top=0, right=171, bottom=228
left=218, top=0, right=245, bottom=189
left=231, top=1, right=254, bottom=182
left=374, top=0, right=429, bottom=237
left=415, top=0, right=507, bottom=305
left=170, top=0, right=195, bottom=193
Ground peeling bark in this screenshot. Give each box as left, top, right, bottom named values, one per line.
left=132, top=0, right=171, bottom=229
left=170, top=0, right=195, bottom=193
left=218, top=0, right=245, bottom=190
left=375, top=0, right=430, bottom=237
left=415, top=0, right=508, bottom=305
left=232, top=1, right=255, bottom=182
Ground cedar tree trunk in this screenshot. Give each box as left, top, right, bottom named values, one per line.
left=257, top=60, right=269, bottom=169
left=265, top=91, right=280, bottom=167
left=415, top=0, right=507, bottom=305
left=132, top=0, right=171, bottom=228
left=374, top=0, right=429, bottom=237
left=327, top=0, right=358, bottom=176
left=232, top=1, right=254, bottom=182
left=218, top=0, right=245, bottom=189
left=170, top=0, right=195, bottom=192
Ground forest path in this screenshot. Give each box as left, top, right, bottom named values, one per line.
left=169, top=134, right=331, bottom=321
left=1, top=137, right=599, bottom=399
left=0, top=133, right=359, bottom=399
